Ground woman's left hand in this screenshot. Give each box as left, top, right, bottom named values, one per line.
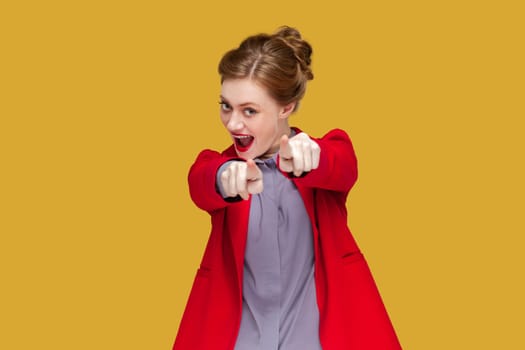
left=279, top=132, right=320, bottom=177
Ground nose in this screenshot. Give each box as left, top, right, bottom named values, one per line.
left=227, top=110, right=244, bottom=132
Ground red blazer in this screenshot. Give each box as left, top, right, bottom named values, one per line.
left=173, top=128, right=402, bottom=349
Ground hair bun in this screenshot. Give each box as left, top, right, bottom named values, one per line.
left=274, top=26, right=313, bottom=80
left=219, top=26, right=314, bottom=108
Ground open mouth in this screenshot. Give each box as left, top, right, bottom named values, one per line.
left=233, top=134, right=255, bottom=152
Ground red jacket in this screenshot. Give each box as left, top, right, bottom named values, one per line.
left=174, top=128, right=401, bottom=349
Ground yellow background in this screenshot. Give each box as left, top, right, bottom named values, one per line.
left=1, top=0, right=524, bottom=349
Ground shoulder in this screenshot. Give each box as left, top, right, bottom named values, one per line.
left=220, top=144, right=237, bottom=157
left=292, top=126, right=352, bottom=143
left=318, top=128, right=351, bottom=142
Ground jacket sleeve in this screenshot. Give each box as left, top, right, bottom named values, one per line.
left=188, top=149, right=241, bottom=213
left=278, top=128, right=358, bottom=193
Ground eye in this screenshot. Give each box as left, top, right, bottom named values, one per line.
left=219, top=101, right=231, bottom=112
left=244, top=108, right=258, bottom=117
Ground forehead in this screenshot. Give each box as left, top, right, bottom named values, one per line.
left=221, top=78, right=274, bottom=105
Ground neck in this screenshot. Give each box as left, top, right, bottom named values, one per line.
left=260, top=125, right=292, bottom=159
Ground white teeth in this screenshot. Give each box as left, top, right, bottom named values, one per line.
left=234, top=135, right=252, bottom=139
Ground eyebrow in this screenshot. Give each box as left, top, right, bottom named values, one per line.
left=219, top=96, right=260, bottom=108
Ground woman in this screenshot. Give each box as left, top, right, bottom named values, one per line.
left=173, top=26, right=401, bottom=350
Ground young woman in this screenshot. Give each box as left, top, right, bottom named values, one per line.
left=173, top=26, right=401, bottom=350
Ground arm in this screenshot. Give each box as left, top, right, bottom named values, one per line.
left=188, top=149, right=263, bottom=213
left=278, top=129, right=358, bottom=193
left=217, top=159, right=263, bottom=200
left=187, top=149, right=239, bottom=213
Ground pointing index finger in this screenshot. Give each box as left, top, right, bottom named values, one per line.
left=279, top=134, right=293, bottom=160
left=245, top=159, right=260, bottom=180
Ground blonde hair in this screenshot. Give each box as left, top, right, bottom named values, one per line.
left=218, top=26, right=313, bottom=110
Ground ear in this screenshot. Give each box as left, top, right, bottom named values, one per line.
left=278, top=102, right=296, bottom=119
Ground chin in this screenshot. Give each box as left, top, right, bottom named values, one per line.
left=235, top=149, right=260, bottom=160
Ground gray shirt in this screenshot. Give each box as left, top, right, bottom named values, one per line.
left=218, top=156, right=322, bottom=350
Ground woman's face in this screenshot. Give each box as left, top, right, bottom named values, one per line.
left=220, top=78, right=293, bottom=159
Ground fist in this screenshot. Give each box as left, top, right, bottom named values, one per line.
left=279, top=132, right=320, bottom=177
left=220, top=159, right=263, bottom=200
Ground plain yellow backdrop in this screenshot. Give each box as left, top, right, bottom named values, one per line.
left=1, top=0, right=524, bottom=349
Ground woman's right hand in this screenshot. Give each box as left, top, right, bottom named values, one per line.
left=219, top=159, right=263, bottom=200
